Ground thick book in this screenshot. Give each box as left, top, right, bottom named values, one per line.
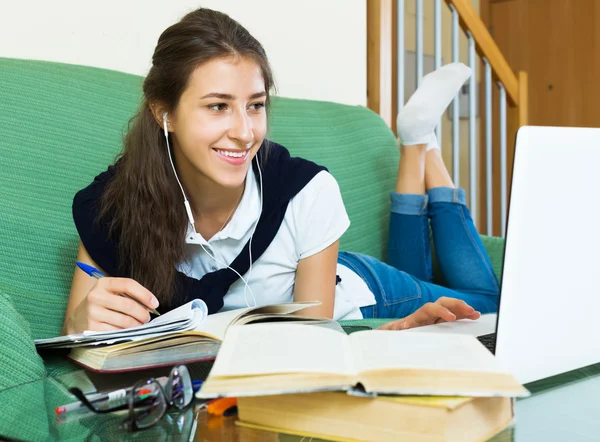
left=237, top=392, right=514, bottom=442
left=197, top=323, right=529, bottom=398
left=36, top=300, right=328, bottom=372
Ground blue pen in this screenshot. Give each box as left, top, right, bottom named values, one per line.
left=76, top=261, right=160, bottom=316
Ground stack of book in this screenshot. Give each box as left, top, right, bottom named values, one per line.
left=197, top=323, right=529, bottom=442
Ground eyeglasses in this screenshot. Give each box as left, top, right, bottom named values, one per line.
left=69, top=365, right=194, bottom=431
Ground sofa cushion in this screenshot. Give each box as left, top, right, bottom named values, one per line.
left=0, top=59, right=141, bottom=339
left=268, top=97, right=399, bottom=260
left=0, top=289, right=46, bottom=390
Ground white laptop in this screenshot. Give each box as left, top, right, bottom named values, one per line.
left=409, top=126, right=600, bottom=385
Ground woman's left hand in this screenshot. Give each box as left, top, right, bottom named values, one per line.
left=377, top=297, right=481, bottom=331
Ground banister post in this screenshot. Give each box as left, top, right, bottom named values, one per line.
left=367, top=0, right=394, bottom=129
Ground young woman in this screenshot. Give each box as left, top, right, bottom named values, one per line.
left=62, top=8, right=498, bottom=335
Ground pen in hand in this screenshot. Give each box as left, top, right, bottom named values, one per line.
left=75, top=262, right=161, bottom=316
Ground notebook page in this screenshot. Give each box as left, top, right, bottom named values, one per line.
left=209, top=323, right=356, bottom=377
left=82, top=299, right=207, bottom=338
left=350, top=331, right=509, bottom=374
left=35, top=299, right=207, bottom=348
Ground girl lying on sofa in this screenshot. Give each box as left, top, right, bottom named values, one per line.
left=62, top=8, right=499, bottom=335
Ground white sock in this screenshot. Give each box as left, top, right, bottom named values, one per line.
left=397, top=62, right=472, bottom=150
left=424, top=133, right=439, bottom=151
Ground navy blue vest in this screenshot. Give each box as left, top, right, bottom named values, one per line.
left=72, top=141, right=326, bottom=314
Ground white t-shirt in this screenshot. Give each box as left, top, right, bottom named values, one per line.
left=177, top=168, right=375, bottom=320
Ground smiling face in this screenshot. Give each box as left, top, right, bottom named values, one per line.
left=168, top=56, right=267, bottom=190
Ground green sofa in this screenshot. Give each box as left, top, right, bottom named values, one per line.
left=0, top=58, right=505, bottom=392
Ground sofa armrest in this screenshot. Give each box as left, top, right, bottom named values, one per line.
left=0, top=289, right=46, bottom=390
left=479, top=234, right=505, bottom=280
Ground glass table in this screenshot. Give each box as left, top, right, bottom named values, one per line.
left=2, top=359, right=599, bottom=442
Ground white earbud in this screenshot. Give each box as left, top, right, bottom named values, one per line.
left=162, top=111, right=196, bottom=229
left=161, top=109, right=259, bottom=307
left=243, top=155, right=262, bottom=308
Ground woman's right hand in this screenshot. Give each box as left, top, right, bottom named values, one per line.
left=376, top=297, right=480, bottom=331
left=65, top=277, right=159, bottom=334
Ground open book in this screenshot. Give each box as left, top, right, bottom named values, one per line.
left=198, top=323, right=530, bottom=398
left=35, top=300, right=330, bottom=372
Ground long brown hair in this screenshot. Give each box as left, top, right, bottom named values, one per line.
left=100, top=8, right=274, bottom=306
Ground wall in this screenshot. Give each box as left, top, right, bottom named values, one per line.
left=0, top=0, right=366, bottom=106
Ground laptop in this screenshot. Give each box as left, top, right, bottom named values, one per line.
left=412, top=126, right=600, bottom=385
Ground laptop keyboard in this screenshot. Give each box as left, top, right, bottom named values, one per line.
left=477, top=333, right=497, bottom=354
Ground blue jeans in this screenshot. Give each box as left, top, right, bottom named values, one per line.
left=338, top=187, right=500, bottom=319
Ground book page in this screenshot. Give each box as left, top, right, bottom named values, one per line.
left=194, top=301, right=322, bottom=340
left=350, top=331, right=510, bottom=374
left=209, top=323, right=357, bottom=377
left=193, top=308, right=249, bottom=341
left=233, top=301, right=321, bottom=325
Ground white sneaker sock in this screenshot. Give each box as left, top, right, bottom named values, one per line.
left=396, top=62, right=472, bottom=150
left=424, top=133, right=440, bottom=151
